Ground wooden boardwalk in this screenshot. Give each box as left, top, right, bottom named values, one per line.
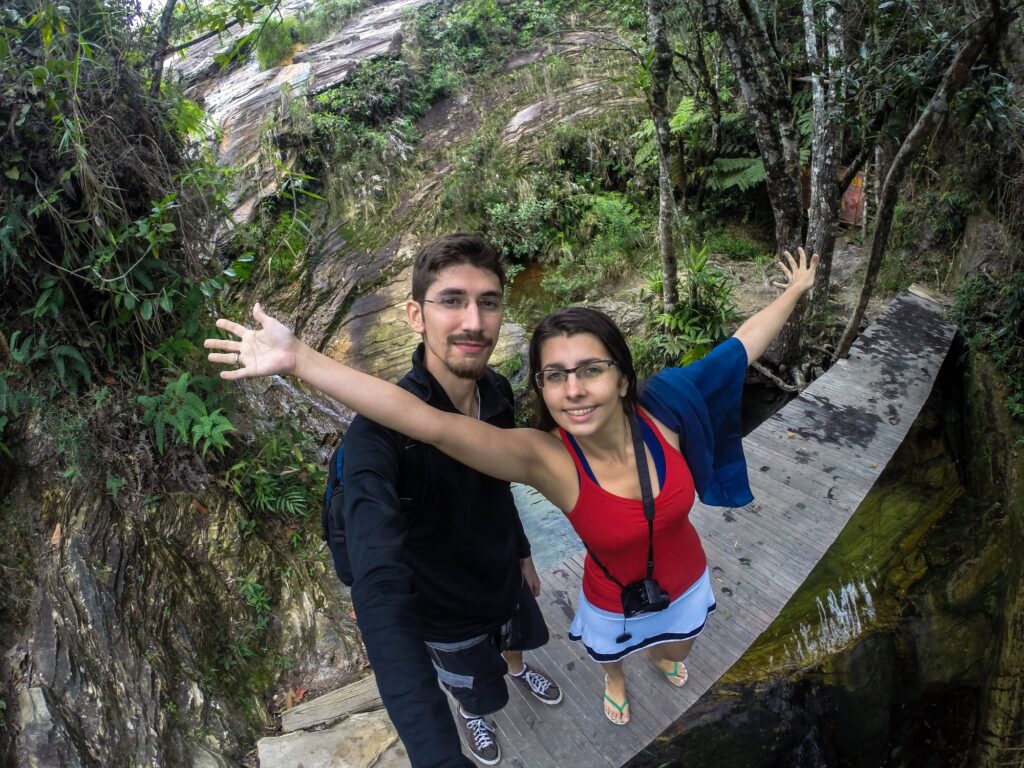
left=471, top=291, right=957, bottom=767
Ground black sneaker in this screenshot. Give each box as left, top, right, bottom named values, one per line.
left=460, top=711, right=500, bottom=765
left=509, top=662, right=562, bottom=705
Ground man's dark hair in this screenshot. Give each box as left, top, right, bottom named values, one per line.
left=411, top=233, right=506, bottom=301
left=528, top=307, right=639, bottom=432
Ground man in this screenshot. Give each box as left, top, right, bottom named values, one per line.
left=338, top=234, right=561, bottom=766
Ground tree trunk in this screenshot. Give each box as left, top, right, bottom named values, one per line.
left=802, top=0, right=845, bottom=307
left=703, top=0, right=803, bottom=366
left=703, top=0, right=803, bottom=254
left=648, top=0, right=679, bottom=314
left=835, top=7, right=1005, bottom=360
left=149, top=0, right=179, bottom=96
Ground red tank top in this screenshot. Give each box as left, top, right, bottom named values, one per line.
left=560, top=412, right=704, bottom=613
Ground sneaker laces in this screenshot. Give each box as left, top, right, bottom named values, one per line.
left=523, top=668, right=551, bottom=694
left=465, top=716, right=496, bottom=750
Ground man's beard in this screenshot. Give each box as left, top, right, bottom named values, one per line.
left=443, top=333, right=493, bottom=380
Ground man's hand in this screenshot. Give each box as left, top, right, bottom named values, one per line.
left=204, top=302, right=300, bottom=380
left=521, top=557, right=540, bottom=597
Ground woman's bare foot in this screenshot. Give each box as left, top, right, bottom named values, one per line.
left=603, top=674, right=629, bottom=725
left=652, top=658, right=688, bottom=687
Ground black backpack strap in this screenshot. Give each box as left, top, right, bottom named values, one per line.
left=320, top=441, right=345, bottom=542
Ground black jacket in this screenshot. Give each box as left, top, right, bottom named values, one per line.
left=342, top=344, right=530, bottom=767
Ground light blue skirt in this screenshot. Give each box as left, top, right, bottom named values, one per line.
left=568, top=568, right=716, bottom=663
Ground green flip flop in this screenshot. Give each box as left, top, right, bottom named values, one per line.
left=603, top=676, right=630, bottom=726
left=661, top=660, right=688, bottom=687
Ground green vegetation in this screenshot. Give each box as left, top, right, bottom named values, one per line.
left=234, top=0, right=595, bottom=285
left=0, top=0, right=234, bottom=467
left=254, top=0, right=369, bottom=69
left=632, top=243, right=739, bottom=375
left=138, top=373, right=234, bottom=456
left=255, top=16, right=295, bottom=69
left=703, top=229, right=773, bottom=263
left=540, top=193, right=649, bottom=302
left=292, top=0, right=364, bottom=43
left=954, top=270, right=1024, bottom=424
left=0, top=0, right=337, bottom=737
left=227, top=419, right=326, bottom=526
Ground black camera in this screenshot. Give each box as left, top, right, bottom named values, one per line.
left=620, top=577, right=671, bottom=618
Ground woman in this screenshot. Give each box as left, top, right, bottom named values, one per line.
left=205, top=247, right=818, bottom=726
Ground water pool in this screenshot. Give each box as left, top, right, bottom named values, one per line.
left=511, top=483, right=582, bottom=572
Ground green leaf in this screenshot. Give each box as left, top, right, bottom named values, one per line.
left=140, top=299, right=153, bottom=321
left=4, top=167, right=19, bottom=180
left=106, top=474, right=126, bottom=496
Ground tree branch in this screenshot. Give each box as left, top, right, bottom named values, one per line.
left=751, top=360, right=800, bottom=392
left=161, top=2, right=271, bottom=58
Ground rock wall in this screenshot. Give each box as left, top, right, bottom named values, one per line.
left=961, top=353, right=1024, bottom=767
left=1, top=406, right=363, bottom=766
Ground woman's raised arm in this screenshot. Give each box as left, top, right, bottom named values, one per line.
left=205, top=303, right=567, bottom=498
left=732, top=246, right=819, bottom=364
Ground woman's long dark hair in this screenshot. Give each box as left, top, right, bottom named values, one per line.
left=528, top=307, right=638, bottom=431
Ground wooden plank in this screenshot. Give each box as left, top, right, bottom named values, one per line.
left=281, top=673, right=382, bottom=733
left=528, top=634, right=650, bottom=761
left=496, top=670, right=589, bottom=768
left=533, top=574, right=660, bottom=757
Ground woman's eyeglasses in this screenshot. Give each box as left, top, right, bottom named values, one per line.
left=535, top=360, right=618, bottom=388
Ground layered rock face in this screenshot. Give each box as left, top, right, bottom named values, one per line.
left=172, top=0, right=434, bottom=224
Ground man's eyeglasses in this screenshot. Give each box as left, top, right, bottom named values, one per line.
left=534, top=360, right=618, bottom=388
left=421, top=294, right=503, bottom=313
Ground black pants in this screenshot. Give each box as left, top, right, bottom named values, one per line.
left=424, top=580, right=549, bottom=716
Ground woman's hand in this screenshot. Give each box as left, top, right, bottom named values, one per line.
left=733, top=245, right=821, bottom=363
left=204, top=302, right=300, bottom=380
left=773, top=246, right=819, bottom=295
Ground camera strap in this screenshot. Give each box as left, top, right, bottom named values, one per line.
left=580, top=412, right=658, bottom=590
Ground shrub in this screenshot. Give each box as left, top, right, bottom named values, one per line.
left=953, top=270, right=1024, bottom=423
left=631, top=243, right=738, bottom=376
left=255, top=17, right=295, bottom=70
left=703, top=230, right=773, bottom=262
left=293, top=0, right=365, bottom=43
left=540, top=193, right=648, bottom=302
left=486, top=198, right=556, bottom=260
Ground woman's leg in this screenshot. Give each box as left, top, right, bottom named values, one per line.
left=646, top=638, right=696, bottom=686
left=601, top=660, right=629, bottom=725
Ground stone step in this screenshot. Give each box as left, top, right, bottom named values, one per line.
left=258, top=710, right=410, bottom=767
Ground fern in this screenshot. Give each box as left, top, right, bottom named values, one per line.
left=139, top=373, right=234, bottom=455
left=669, top=96, right=698, bottom=132
left=707, top=156, right=766, bottom=192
